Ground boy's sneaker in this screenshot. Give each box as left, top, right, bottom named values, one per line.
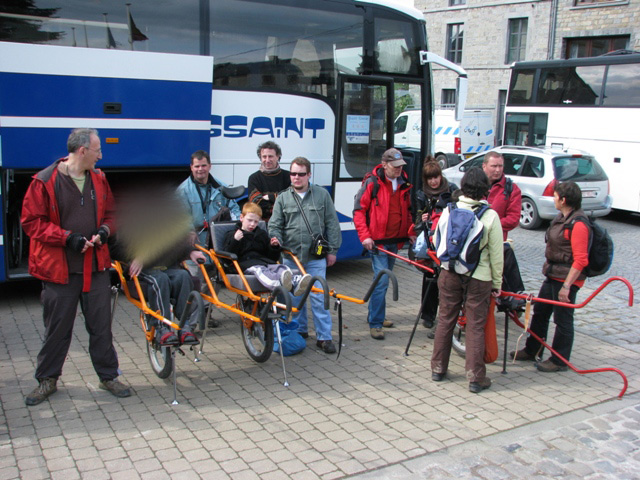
left=99, top=379, right=132, bottom=398
left=25, top=377, right=57, bottom=406
left=292, top=274, right=312, bottom=296
left=156, top=326, right=178, bottom=346
left=280, top=269, right=293, bottom=292
left=179, top=327, right=199, bottom=345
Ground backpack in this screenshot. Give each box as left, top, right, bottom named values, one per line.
left=434, top=202, right=490, bottom=275
left=567, top=216, right=614, bottom=277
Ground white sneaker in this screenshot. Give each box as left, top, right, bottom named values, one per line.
left=292, top=273, right=312, bottom=296
left=280, top=269, right=293, bottom=292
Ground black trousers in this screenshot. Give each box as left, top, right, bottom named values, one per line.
left=36, top=272, right=120, bottom=381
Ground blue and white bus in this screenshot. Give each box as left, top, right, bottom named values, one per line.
left=504, top=51, right=640, bottom=213
left=0, top=0, right=467, bottom=282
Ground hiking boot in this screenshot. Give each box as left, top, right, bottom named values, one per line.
left=432, top=372, right=446, bottom=382
left=469, top=377, right=492, bottom=393
left=25, top=377, right=57, bottom=406
left=510, top=349, right=536, bottom=361
left=292, top=273, right=312, bottom=296
left=536, top=358, right=568, bottom=373
left=422, top=316, right=434, bottom=329
left=382, top=319, right=394, bottom=328
left=156, top=326, right=178, bottom=346
left=280, top=269, right=293, bottom=292
left=370, top=328, right=385, bottom=340
left=316, top=340, right=336, bottom=354
left=99, top=379, right=132, bottom=398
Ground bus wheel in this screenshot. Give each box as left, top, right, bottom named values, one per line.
left=520, top=197, right=542, bottom=230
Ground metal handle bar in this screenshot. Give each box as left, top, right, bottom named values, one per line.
left=373, top=246, right=437, bottom=274
left=261, top=285, right=292, bottom=322
left=362, top=268, right=399, bottom=303
left=501, top=276, right=634, bottom=309
left=297, top=275, right=330, bottom=310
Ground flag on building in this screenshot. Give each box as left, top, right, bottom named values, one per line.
left=128, top=12, right=148, bottom=41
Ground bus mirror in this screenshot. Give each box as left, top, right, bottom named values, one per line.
left=455, top=76, right=468, bottom=122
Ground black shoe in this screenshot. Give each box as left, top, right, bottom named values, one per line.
left=99, top=379, right=132, bottom=398
left=469, top=377, right=492, bottom=393
left=432, top=372, right=445, bottom=382
left=316, top=340, right=336, bottom=354
left=207, top=318, right=220, bottom=329
left=422, top=317, right=434, bottom=328
left=25, top=377, right=57, bottom=406
left=299, top=332, right=309, bottom=339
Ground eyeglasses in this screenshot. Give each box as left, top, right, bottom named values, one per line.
left=86, top=147, right=102, bottom=154
left=290, top=172, right=308, bottom=177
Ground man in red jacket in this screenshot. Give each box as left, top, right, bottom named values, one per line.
left=354, top=148, right=415, bottom=340
left=21, top=128, right=131, bottom=406
left=482, top=151, right=522, bottom=240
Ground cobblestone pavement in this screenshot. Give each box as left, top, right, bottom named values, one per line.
left=0, top=214, right=638, bottom=479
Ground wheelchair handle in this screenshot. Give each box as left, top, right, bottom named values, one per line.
left=363, top=268, right=398, bottom=303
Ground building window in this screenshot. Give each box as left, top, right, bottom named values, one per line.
left=446, top=23, right=463, bottom=64
left=574, top=0, right=625, bottom=5
left=449, top=0, right=466, bottom=5
left=506, top=18, right=528, bottom=64
left=441, top=89, right=456, bottom=107
left=565, top=35, right=629, bottom=58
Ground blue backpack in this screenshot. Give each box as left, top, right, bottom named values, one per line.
left=435, top=202, right=490, bottom=275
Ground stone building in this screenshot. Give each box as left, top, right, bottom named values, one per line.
left=414, top=0, right=640, bottom=143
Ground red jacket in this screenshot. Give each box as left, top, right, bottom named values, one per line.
left=353, top=164, right=413, bottom=243
left=21, top=158, right=116, bottom=284
left=487, top=175, right=521, bottom=240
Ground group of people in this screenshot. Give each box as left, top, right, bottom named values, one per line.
left=21, top=128, right=590, bottom=406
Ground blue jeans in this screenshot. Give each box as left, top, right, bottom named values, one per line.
left=284, top=258, right=332, bottom=341
left=368, top=244, right=397, bottom=328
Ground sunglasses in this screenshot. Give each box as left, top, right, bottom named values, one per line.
left=289, top=172, right=308, bottom=177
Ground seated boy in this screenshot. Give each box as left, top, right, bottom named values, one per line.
left=111, top=187, right=207, bottom=346
left=223, top=203, right=311, bottom=294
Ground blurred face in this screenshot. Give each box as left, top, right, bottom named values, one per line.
left=241, top=212, right=261, bottom=231
left=553, top=191, right=566, bottom=211
left=290, top=163, right=310, bottom=192
left=191, top=157, right=211, bottom=184
left=382, top=161, right=403, bottom=180
left=427, top=175, right=442, bottom=189
left=81, top=134, right=102, bottom=170
left=483, top=155, right=504, bottom=183
left=260, top=148, right=280, bottom=170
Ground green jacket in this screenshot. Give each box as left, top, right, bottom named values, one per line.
left=439, top=195, right=504, bottom=289
left=269, top=185, right=342, bottom=264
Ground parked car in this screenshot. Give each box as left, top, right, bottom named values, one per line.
left=442, top=145, right=612, bottom=229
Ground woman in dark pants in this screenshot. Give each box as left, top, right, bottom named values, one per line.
left=413, top=158, right=457, bottom=330
left=430, top=167, right=504, bottom=393
left=510, top=181, right=589, bottom=372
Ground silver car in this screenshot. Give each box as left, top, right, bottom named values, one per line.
left=442, top=145, right=612, bottom=229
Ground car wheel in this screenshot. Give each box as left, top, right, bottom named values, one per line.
left=520, top=197, right=542, bottom=230
left=435, top=153, right=448, bottom=169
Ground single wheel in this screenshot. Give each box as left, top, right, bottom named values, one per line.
left=435, top=153, right=448, bottom=169
left=143, top=312, right=173, bottom=378
left=238, top=295, right=274, bottom=363
left=520, top=197, right=542, bottom=230
left=180, top=290, right=205, bottom=331
left=451, top=310, right=467, bottom=358
left=9, top=214, right=23, bottom=268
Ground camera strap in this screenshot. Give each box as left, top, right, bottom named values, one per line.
left=291, top=190, right=316, bottom=237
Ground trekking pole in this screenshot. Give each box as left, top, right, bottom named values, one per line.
left=404, top=275, right=436, bottom=356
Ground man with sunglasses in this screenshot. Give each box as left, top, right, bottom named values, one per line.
left=354, top=148, right=415, bottom=340
left=269, top=157, right=342, bottom=354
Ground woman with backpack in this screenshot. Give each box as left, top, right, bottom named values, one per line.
left=510, top=181, right=589, bottom=372
left=413, top=158, right=457, bottom=331
left=430, top=167, right=504, bottom=394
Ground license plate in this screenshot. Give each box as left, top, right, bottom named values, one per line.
left=582, top=190, right=597, bottom=198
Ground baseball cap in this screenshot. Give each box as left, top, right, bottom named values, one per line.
left=381, top=148, right=406, bottom=167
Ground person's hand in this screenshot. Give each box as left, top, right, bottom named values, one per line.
left=421, top=213, right=429, bottom=222
left=491, top=288, right=501, bottom=298
left=326, top=253, right=337, bottom=267
left=558, top=286, right=571, bottom=303
left=234, top=229, right=244, bottom=241
left=66, top=233, right=92, bottom=253
left=409, top=235, right=417, bottom=244
left=129, top=258, right=143, bottom=277
left=362, top=238, right=375, bottom=251
left=270, top=237, right=281, bottom=246
left=190, top=250, right=207, bottom=265
left=91, top=226, right=109, bottom=246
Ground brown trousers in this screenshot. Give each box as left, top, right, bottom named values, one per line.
left=431, top=269, right=492, bottom=383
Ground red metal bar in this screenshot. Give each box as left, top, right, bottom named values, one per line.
left=375, top=246, right=436, bottom=274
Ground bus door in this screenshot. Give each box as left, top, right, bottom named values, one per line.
left=333, top=75, right=394, bottom=259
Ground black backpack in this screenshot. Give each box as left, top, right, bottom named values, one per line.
left=567, top=216, right=614, bottom=277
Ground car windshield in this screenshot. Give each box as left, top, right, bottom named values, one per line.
left=552, top=156, right=607, bottom=182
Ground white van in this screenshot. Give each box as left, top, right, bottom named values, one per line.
left=393, top=108, right=495, bottom=167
